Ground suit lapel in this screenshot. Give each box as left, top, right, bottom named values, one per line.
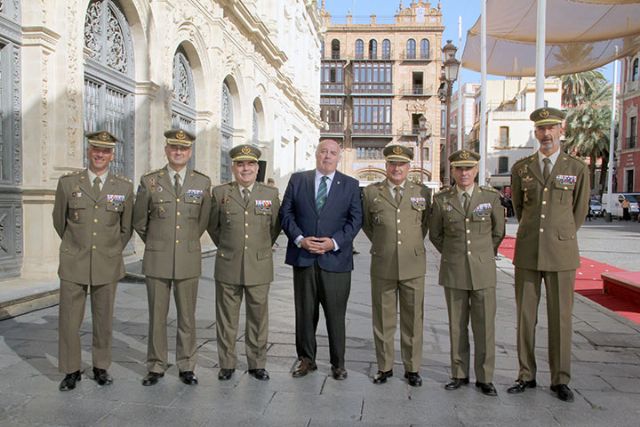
left=78, top=170, right=98, bottom=202
left=97, top=174, right=117, bottom=202
left=322, top=171, right=346, bottom=213
left=467, top=186, right=482, bottom=215
left=377, top=179, right=396, bottom=207
left=305, top=170, right=318, bottom=213
left=528, top=154, right=544, bottom=185
left=158, top=166, right=177, bottom=197
left=447, top=187, right=465, bottom=216
left=227, top=182, right=245, bottom=208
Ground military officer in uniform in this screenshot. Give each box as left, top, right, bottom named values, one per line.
left=362, top=145, right=430, bottom=387
left=208, top=145, right=281, bottom=381
left=53, top=131, right=134, bottom=391
left=133, top=129, right=212, bottom=386
left=508, top=107, right=589, bottom=402
left=429, top=149, right=505, bottom=396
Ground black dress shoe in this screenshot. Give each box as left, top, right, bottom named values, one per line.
left=476, top=381, right=498, bottom=396
left=444, top=377, right=469, bottom=390
left=331, top=366, right=348, bottom=380
left=373, top=370, right=393, bottom=384
left=404, top=372, right=423, bottom=387
left=59, top=371, right=81, bottom=391
left=92, top=367, right=113, bottom=386
left=292, top=358, right=317, bottom=378
left=218, top=368, right=235, bottom=381
left=550, top=384, right=574, bottom=402
left=179, top=371, right=198, bottom=385
left=248, top=368, right=270, bottom=381
left=141, top=371, right=164, bottom=386
left=507, top=379, right=537, bottom=394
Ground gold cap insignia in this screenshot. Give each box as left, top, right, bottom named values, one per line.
left=241, top=146, right=252, bottom=155
left=176, top=130, right=186, bottom=140
left=392, top=146, right=403, bottom=155
left=99, top=132, right=110, bottom=141
left=540, top=109, right=549, bottom=118
left=460, top=150, right=470, bottom=160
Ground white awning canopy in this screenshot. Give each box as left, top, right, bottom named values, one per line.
left=461, top=0, right=640, bottom=76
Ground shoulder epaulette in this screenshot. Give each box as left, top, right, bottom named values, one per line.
left=480, top=185, right=499, bottom=193
left=61, top=170, right=82, bottom=178
left=191, top=169, right=210, bottom=179
left=114, top=174, right=132, bottom=183
left=143, top=168, right=162, bottom=177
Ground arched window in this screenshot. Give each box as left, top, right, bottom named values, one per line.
left=355, top=39, right=364, bottom=59
left=369, top=39, right=377, bottom=60
left=420, top=38, right=430, bottom=59
left=83, top=0, right=135, bottom=178
left=331, top=39, right=340, bottom=59
left=632, top=58, right=639, bottom=82
left=171, top=47, right=196, bottom=165
left=220, top=82, right=234, bottom=183
left=406, top=39, right=416, bottom=59
left=382, top=39, right=391, bottom=59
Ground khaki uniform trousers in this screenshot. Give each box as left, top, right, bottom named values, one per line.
left=444, top=287, right=496, bottom=383
left=58, top=280, right=117, bottom=374
left=371, top=276, right=424, bottom=372
left=145, top=276, right=199, bottom=373
left=514, top=268, right=575, bottom=385
left=216, top=281, right=270, bottom=370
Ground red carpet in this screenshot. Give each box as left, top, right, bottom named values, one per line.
left=499, top=236, right=640, bottom=324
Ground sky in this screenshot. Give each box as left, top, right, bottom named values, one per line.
left=322, top=0, right=616, bottom=84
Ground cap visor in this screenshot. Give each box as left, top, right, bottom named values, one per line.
left=385, top=155, right=411, bottom=163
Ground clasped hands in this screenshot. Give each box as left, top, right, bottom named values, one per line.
left=300, top=236, right=334, bottom=255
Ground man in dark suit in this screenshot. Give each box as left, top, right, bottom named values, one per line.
left=508, top=107, right=589, bottom=402
left=279, top=139, right=363, bottom=380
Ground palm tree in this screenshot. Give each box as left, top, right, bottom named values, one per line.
left=559, top=69, right=607, bottom=108
left=563, top=82, right=613, bottom=195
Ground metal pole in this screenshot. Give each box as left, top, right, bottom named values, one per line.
left=479, top=0, right=487, bottom=185
left=420, top=137, right=425, bottom=184
left=457, top=15, right=463, bottom=150
left=535, top=0, right=547, bottom=108
left=606, top=47, right=619, bottom=222
left=444, top=91, right=452, bottom=186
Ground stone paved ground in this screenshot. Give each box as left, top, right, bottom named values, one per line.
left=1, top=217, right=639, bottom=426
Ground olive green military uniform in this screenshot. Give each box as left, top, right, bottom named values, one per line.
left=429, top=184, right=505, bottom=383
left=362, top=179, right=430, bottom=373
left=53, top=169, right=134, bottom=374
left=511, top=150, right=589, bottom=386
left=208, top=181, right=281, bottom=370
left=133, top=165, right=212, bottom=373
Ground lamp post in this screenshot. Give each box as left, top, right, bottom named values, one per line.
left=418, top=114, right=431, bottom=183
left=440, top=40, right=460, bottom=187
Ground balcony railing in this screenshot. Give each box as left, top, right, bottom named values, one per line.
left=399, top=85, right=433, bottom=96
left=354, top=147, right=385, bottom=160
left=352, top=123, right=393, bottom=135
left=352, top=82, right=393, bottom=94
left=321, top=82, right=345, bottom=93
left=626, top=136, right=638, bottom=149
left=321, top=123, right=344, bottom=133
left=399, top=51, right=432, bottom=61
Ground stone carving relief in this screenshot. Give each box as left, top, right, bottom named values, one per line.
left=66, top=0, right=83, bottom=158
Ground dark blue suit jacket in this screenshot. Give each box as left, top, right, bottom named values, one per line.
left=279, top=170, right=363, bottom=272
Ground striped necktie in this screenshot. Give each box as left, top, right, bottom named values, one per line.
left=316, top=176, right=328, bottom=210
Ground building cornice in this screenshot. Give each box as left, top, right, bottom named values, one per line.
left=218, top=0, right=288, bottom=67
left=21, top=26, right=60, bottom=53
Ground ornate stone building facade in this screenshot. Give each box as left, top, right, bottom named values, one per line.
left=318, top=0, right=443, bottom=187
left=1, top=0, right=321, bottom=282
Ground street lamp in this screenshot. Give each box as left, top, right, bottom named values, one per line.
left=440, top=40, right=460, bottom=187
left=418, top=114, right=431, bottom=184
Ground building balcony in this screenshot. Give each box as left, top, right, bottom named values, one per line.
left=352, top=124, right=393, bottom=136
left=321, top=122, right=344, bottom=134
left=399, top=52, right=432, bottom=62
left=626, top=136, right=638, bottom=150
left=352, top=82, right=393, bottom=94
left=321, top=82, right=345, bottom=94
left=399, top=85, right=434, bottom=96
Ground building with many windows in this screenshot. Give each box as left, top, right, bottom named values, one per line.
left=617, top=52, right=640, bottom=193
left=464, top=77, right=562, bottom=189
left=0, top=0, right=321, bottom=285
left=318, top=0, right=444, bottom=187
